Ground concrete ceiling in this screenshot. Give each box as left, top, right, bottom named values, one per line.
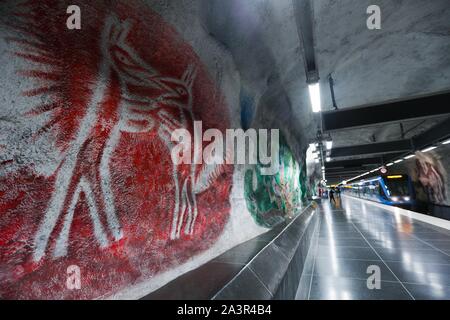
left=314, top=0, right=450, bottom=183
left=200, top=0, right=450, bottom=183
left=315, top=0, right=450, bottom=110
left=201, top=0, right=316, bottom=160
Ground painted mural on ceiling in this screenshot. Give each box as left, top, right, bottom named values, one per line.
left=244, top=136, right=307, bottom=228
left=0, top=0, right=233, bottom=299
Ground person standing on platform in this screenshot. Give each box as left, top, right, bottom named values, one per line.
left=329, top=188, right=336, bottom=204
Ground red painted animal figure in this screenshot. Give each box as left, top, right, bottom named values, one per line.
left=31, top=15, right=215, bottom=263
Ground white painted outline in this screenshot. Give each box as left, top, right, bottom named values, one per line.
left=33, top=13, right=231, bottom=261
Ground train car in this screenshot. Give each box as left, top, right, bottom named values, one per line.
left=343, top=174, right=415, bottom=207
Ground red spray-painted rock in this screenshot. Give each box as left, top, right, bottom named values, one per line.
left=0, top=0, right=232, bottom=299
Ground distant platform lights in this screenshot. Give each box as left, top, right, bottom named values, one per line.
left=422, top=146, right=437, bottom=153
left=307, top=76, right=332, bottom=183
left=310, top=135, right=333, bottom=165
left=340, top=136, right=450, bottom=186
left=325, top=138, right=333, bottom=151
left=309, top=137, right=334, bottom=184
left=420, top=136, right=450, bottom=153
left=309, top=143, right=321, bottom=164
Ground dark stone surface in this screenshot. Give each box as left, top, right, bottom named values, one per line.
left=212, top=268, right=273, bottom=300
left=141, top=261, right=244, bottom=300
left=247, top=243, right=291, bottom=295
left=274, top=210, right=320, bottom=299
left=212, top=239, right=269, bottom=265
left=142, top=204, right=319, bottom=300
left=215, top=204, right=319, bottom=300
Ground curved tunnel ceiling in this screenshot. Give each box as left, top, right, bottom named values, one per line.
left=200, top=0, right=450, bottom=173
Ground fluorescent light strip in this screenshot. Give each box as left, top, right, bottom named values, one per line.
left=422, top=146, right=437, bottom=153
left=308, top=83, right=322, bottom=113
left=386, top=163, right=394, bottom=167
left=404, top=154, right=415, bottom=160
left=442, top=139, right=450, bottom=145
left=394, top=159, right=403, bottom=164
left=362, top=177, right=382, bottom=184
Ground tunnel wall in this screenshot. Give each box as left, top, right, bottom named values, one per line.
left=0, top=0, right=310, bottom=299
left=244, top=135, right=309, bottom=228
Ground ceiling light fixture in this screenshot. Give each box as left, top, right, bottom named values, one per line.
left=422, top=146, right=437, bottom=153
left=325, top=138, right=333, bottom=150
left=308, top=83, right=322, bottom=113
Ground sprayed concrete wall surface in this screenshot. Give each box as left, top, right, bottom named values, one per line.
left=0, top=0, right=313, bottom=299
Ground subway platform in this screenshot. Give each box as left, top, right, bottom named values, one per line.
left=296, top=196, right=450, bottom=300
left=144, top=196, right=450, bottom=300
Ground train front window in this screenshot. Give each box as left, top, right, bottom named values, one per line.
left=384, top=178, right=409, bottom=196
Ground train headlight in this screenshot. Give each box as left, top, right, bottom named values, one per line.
left=391, top=196, right=399, bottom=202
left=403, top=197, right=410, bottom=201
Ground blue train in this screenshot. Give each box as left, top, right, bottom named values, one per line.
left=342, top=175, right=415, bottom=207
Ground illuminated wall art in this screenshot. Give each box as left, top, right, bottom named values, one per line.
left=0, top=0, right=233, bottom=299
left=244, top=136, right=306, bottom=228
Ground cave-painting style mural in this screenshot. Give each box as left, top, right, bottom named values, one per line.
left=244, top=136, right=306, bottom=228
left=414, top=151, right=447, bottom=205
left=0, top=0, right=232, bottom=299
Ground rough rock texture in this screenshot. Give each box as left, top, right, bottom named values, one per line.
left=315, top=0, right=450, bottom=147
left=0, top=0, right=268, bottom=299
left=0, top=0, right=449, bottom=299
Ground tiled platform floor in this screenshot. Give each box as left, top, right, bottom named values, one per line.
left=141, top=223, right=287, bottom=299
left=297, top=196, right=450, bottom=300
